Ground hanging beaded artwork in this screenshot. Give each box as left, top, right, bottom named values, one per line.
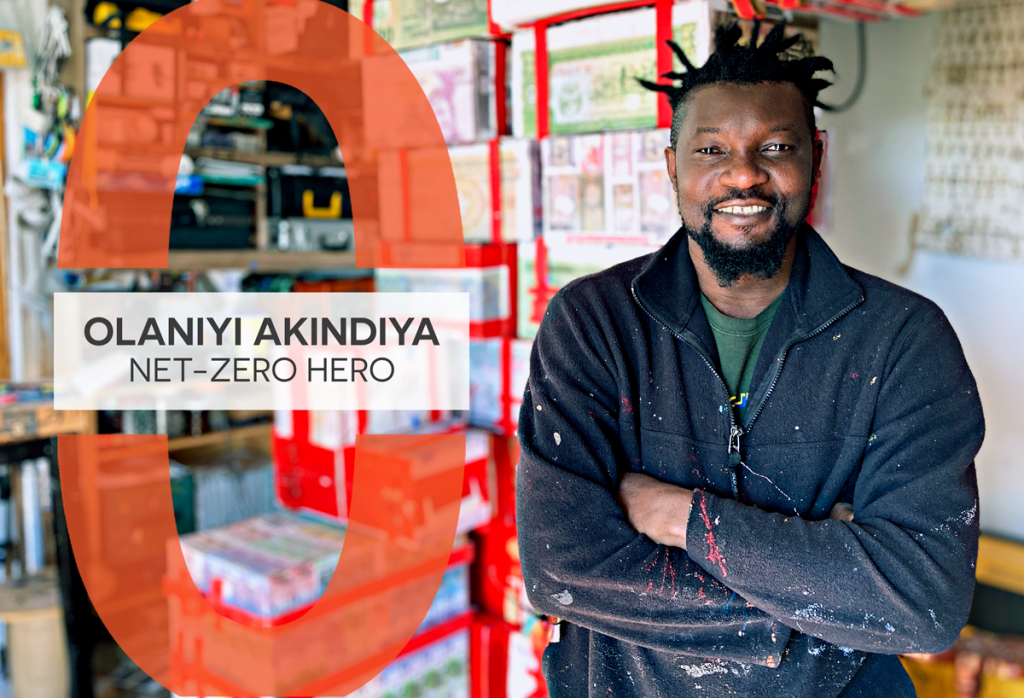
left=914, top=0, right=1024, bottom=259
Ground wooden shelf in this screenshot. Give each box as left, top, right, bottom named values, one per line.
left=184, top=147, right=340, bottom=169
left=977, top=534, right=1024, bottom=597
left=0, top=402, right=93, bottom=446
left=167, top=422, right=272, bottom=452
left=64, top=248, right=361, bottom=273
left=205, top=116, right=273, bottom=130
left=164, top=249, right=356, bottom=272
left=0, top=570, right=62, bottom=622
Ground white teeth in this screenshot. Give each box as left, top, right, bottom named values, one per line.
left=717, top=205, right=769, bottom=215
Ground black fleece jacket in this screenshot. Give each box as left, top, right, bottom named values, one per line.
left=516, top=226, right=984, bottom=697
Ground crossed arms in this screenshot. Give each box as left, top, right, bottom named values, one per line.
left=516, top=291, right=983, bottom=666
left=617, top=472, right=854, bottom=550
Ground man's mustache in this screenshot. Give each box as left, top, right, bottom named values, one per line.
left=700, top=189, right=782, bottom=216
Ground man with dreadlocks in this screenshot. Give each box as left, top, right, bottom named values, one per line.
left=516, top=20, right=983, bottom=697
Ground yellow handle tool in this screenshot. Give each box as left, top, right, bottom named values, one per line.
left=302, top=190, right=342, bottom=219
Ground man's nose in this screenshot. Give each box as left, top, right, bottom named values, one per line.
left=719, top=153, right=770, bottom=190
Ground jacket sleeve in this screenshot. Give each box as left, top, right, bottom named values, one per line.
left=516, top=288, right=793, bottom=666
left=685, top=306, right=984, bottom=654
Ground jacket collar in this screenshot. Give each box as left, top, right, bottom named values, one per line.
left=631, top=222, right=865, bottom=345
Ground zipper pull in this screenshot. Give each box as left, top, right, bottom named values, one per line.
left=728, top=424, right=744, bottom=500
left=728, top=425, right=744, bottom=466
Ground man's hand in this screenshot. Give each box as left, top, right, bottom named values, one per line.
left=829, top=502, right=854, bottom=522
left=618, top=473, right=694, bottom=549
left=619, top=472, right=852, bottom=548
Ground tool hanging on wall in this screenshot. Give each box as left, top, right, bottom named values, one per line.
left=32, top=6, right=71, bottom=111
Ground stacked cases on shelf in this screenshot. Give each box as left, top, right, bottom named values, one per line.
left=450, top=139, right=542, bottom=245
left=517, top=236, right=661, bottom=340
left=178, top=511, right=472, bottom=629
left=468, top=338, right=532, bottom=436
left=167, top=509, right=476, bottom=695
left=375, top=243, right=518, bottom=338
left=540, top=128, right=677, bottom=246
left=399, top=39, right=503, bottom=145
left=470, top=433, right=553, bottom=698
left=511, top=2, right=713, bottom=137
left=351, top=0, right=502, bottom=51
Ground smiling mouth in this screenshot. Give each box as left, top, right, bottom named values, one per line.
left=714, top=204, right=771, bottom=216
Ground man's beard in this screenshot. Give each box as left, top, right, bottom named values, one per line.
left=684, top=191, right=806, bottom=287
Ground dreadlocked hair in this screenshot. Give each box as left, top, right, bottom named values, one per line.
left=638, top=20, right=834, bottom=149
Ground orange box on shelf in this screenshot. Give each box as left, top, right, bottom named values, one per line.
left=273, top=411, right=493, bottom=535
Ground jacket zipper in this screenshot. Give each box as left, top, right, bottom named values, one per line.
left=632, top=286, right=863, bottom=500
left=631, top=287, right=744, bottom=499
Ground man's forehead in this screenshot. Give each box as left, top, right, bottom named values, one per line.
left=681, top=82, right=807, bottom=133
left=694, top=124, right=799, bottom=135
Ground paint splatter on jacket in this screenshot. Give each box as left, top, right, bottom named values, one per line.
left=516, top=226, right=984, bottom=697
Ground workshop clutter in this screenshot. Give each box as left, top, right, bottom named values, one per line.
left=166, top=533, right=475, bottom=696
left=179, top=511, right=350, bottom=622
left=186, top=450, right=275, bottom=532
left=268, top=165, right=354, bottom=252
left=267, top=404, right=552, bottom=696
left=469, top=431, right=553, bottom=698
left=353, top=10, right=694, bottom=695
left=353, top=623, right=472, bottom=698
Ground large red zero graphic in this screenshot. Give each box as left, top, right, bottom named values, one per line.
left=57, top=2, right=465, bottom=695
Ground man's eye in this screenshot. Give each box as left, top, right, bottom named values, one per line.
left=697, top=147, right=722, bottom=155
left=764, top=143, right=793, bottom=152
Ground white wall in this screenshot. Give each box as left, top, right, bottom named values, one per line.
left=819, top=17, right=1024, bottom=540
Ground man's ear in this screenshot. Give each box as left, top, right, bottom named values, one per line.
left=812, top=129, right=825, bottom=181
left=665, top=146, right=678, bottom=192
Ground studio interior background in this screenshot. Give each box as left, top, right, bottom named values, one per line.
left=0, top=0, right=1022, bottom=696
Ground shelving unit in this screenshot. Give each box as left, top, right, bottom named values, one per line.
left=166, top=421, right=271, bottom=453
left=163, top=542, right=475, bottom=696
left=171, top=106, right=354, bottom=266
left=0, top=392, right=96, bottom=698
left=0, top=402, right=93, bottom=446
left=182, top=147, right=340, bottom=169
left=54, top=0, right=359, bottom=275
left=164, top=248, right=356, bottom=272
left=25, top=2, right=449, bottom=697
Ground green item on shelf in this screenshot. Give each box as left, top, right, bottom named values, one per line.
left=197, top=172, right=265, bottom=186
left=355, top=0, right=489, bottom=50
left=430, top=0, right=489, bottom=44
left=170, top=463, right=195, bottom=535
